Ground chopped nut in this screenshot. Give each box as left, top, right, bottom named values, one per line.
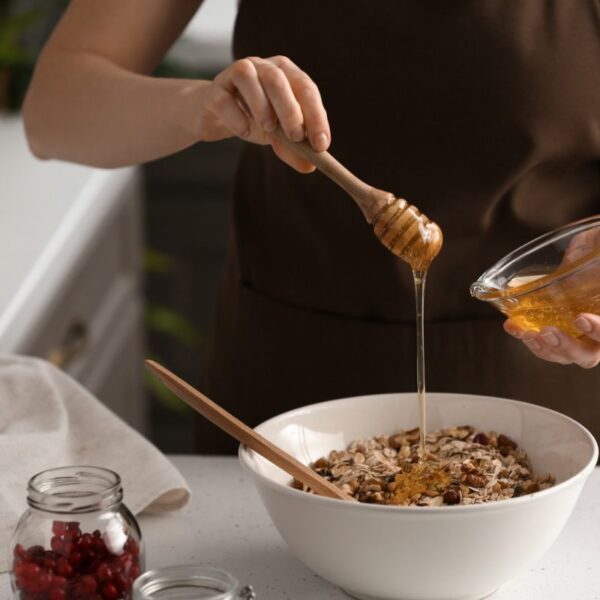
left=352, top=452, right=365, bottom=465
left=465, top=473, right=487, bottom=488
left=313, top=457, right=329, bottom=470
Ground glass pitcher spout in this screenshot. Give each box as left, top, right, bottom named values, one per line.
left=469, top=281, right=498, bottom=300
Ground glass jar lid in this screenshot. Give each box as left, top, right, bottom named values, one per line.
left=132, top=565, right=256, bottom=599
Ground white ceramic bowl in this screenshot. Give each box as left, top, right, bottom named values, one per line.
left=239, top=393, right=598, bottom=600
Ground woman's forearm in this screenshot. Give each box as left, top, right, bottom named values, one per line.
left=23, top=49, right=207, bottom=168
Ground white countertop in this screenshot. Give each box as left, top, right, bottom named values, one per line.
left=1, top=456, right=598, bottom=598
left=0, top=115, right=136, bottom=352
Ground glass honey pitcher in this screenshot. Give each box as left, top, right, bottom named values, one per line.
left=470, top=215, right=600, bottom=337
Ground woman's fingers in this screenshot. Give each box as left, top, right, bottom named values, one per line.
left=270, top=137, right=316, bottom=173
left=266, top=55, right=330, bottom=151
left=562, top=230, right=600, bottom=265
left=217, top=59, right=277, bottom=133
left=503, top=319, right=524, bottom=339
left=205, top=56, right=330, bottom=169
left=525, top=327, right=600, bottom=368
left=505, top=317, right=600, bottom=368
left=521, top=331, right=572, bottom=365
left=574, top=313, right=600, bottom=342
left=204, top=84, right=250, bottom=138
left=247, top=56, right=330, bottom=151
left=242, top=57, right=303, bottom=143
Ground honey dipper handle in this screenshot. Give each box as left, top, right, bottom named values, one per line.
left=271, top=128, right=375, bottom=211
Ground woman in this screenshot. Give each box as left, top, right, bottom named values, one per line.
left=24, top=1, right=600, bottom=452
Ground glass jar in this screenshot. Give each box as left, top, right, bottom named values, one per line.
left=11, top=465, right=144, bottom=600
left=132, top=566, right=255, bottom=600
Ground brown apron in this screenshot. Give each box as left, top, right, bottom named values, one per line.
left=200, top=0, right=600, bottom=453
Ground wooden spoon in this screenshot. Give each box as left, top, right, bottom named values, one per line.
left=145, top=360, right=351, bottom=501
left=272, top=128, right=443, bottom=271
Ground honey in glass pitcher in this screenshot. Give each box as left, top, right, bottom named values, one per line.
left=471, top=216, right=600, bottom=337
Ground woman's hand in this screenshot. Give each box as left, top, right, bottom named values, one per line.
left=197, top=56, right=330, bottom=173
left=23, top=1, right=330, bottom=168
left=503, top=225, right=600, bottom=368
left=504, top=315, right=600, bottom=369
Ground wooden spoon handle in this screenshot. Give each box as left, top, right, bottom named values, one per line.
left=271, top=128, right=372, bottom=205
left=145, top=360, right=351, bottom=501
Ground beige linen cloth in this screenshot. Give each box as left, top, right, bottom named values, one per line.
left=0, top=354, right=190, bottom=573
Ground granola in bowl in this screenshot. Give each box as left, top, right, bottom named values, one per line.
left=294, top=426, right=555, bottom=506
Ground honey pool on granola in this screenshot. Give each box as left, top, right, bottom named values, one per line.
left=295, top=426, right=555, bottom=506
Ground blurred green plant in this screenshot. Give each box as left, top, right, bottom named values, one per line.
left=0, top=4, right=39, bottom=66
left=143, top=248, right=202, bottom=414
left=0, top=0, right=69, bottom=110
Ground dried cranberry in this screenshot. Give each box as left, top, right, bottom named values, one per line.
left=69, top=551, right=83, bottom=568
left=100, top=582, right=119, bottom=600
left=13, top=560, right=27, bottom=577
left=93, top=537, right=107, bottom=555
left=52, top=521, right=67, bottom=536
left=472, top=432, right=489, bottom=446
left=54, top=557, right=73, bottom=578
left=50, top=575, right=67, bottom=588
left=85, top=551, right=101, bottom=567
left=79, top=574, right=98, bottom=593
left=95, top=562, right=114, bottom=581
left=49, top=588, right=67, bottom=600
left=50, top=536, right=63, bottom=555
left=30, top=569, right=52, bottom=593
left=125, top=538, right=140, bottom=558
left=23, top=562, right=41, bottom=579
left=116, top=552, right=132, bottom=572
left=27, top=545, right=46, bottom=559
left=113, top=572, right=130, bottom=593
left=497, top=434, right=518, bottom=450
left=77, top=533, right=94, bottom=551
left=129, top=563, right=141, bottom=580
left=42, top=557, right=56, bottom=571
left=443, top=489, right=461, bottom=505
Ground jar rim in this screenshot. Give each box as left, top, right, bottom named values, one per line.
left=27, top=465, right=123, bottom=514
left=133, top=565, right=240, bottom=599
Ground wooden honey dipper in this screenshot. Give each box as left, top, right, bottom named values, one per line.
left=272, top=129, right=443, bottom=271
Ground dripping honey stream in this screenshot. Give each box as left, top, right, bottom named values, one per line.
left=270, top=129, right=443, bottom=460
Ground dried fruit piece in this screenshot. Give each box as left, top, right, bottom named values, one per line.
left=472, top=433, right=489, bottom=446
left=497, top=434, right=518, bottom=450
left=443, top=489, right=461, bottom=505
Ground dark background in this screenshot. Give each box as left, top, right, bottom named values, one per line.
left=144, top=138, right=241, bottom=453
